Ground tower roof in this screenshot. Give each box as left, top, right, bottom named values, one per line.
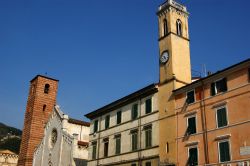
left=30, top=74, right=59, bottom=82
left=157, top=0, right=188, bottom=15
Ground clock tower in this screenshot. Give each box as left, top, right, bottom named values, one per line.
left=157, top=0, right=191, bottom=165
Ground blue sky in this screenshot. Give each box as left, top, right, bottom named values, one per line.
left=0, top=0, right=249, bottom=129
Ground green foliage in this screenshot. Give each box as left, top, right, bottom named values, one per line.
left=0, top=137, right=21, bottom=154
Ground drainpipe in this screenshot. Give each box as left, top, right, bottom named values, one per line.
left=138, top=98, right=142, bottom=166
left=97, top=116, right=102, bottom=166
left=200, top=81, right=209, bottom=164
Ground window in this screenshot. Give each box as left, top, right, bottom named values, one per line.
left=187, top=116, right=197, bottom=135
left=145, top=162, right=151, bottom=166
left=94, top=120, right=98, bottom=133
left=132, top=104, right=138, bottom=120
left=176, top=19, right=182, bottom=36
left=131, top=130, right=138, bottom=151
left=163, top=19, right=168, bottom=36
left=115, top=135, right=121, bottom=155
left=105, top=115, right=110, bottom=129
left=219, top=141, right=231, bottom=162
left=44, top=84, right=50, bottom=94
left=145, top=125, right=152, bottom=148
left=131, top=164, right=136, bottom=166
left=186, top=90, right=195, bottom=104
left=92, top=142, right=97, bottom=160
left=211, top=78, right=227, bottom=96
left=43, top=105, right=46, bottom=112
left=188, top=147, right=198, bottom=166
left=104, top=139, right=109, bottom=157
left=145, top=98, right=152, bottom=114
left=216, top=107, right=228, bottom=128
left=117, top=111, right=122, bottom=124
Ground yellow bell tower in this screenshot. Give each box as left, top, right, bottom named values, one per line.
left=157, top=0, right=191, bottom=165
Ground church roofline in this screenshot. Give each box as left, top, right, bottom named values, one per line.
left=30, top=74, right=59, bottom=83
left=173, top=58, right=250, bottom=94
left=85, top=83, right=158, bottom=120
left=68, top=118, right=90, bottom=127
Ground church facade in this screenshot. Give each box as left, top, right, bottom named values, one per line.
left=32, top=105, right=90, bottom=166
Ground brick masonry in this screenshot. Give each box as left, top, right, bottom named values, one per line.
left=17, top=75, right=58, bottom=166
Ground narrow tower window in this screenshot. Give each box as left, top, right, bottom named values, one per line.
left=43, top=105, right=46, bottom=112
left=163, top=19, right=168, bottom=36
left=176, top=19, right=182, bottom=36
left=44, top=84, right=50, bottom=94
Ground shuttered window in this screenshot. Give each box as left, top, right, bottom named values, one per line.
left=104, top=141, right=109, bottom=157
left=92, top=142, right=97, bottom=160
left=145, top=126, right=152, bottom=148
left=146, top=162, right=151, bottom=166
left=145, top=98, right=152, bottom=114
left=115, top=135, right=121, bottom=155
left=188, top=147, right=198, bottom=165
left=105, top=115, right=110, bottom=129
left=219, top=141, right=231, bottom=162
left=117, top=111, right=122, bottom=124
left=132, top=104, right=138, bottom=120
left=94, top=120, right=98, bottom=133
left=187, top=116, right=196, bottom=135
left=186, top=90, right=195, bottom=104
left=131, top=131, right=138, bottom=151
left=217, top=107, right=228, bottom=128
left=211, top=78, right=227, bottom=96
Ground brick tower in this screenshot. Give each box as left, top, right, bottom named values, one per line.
left=18, top=75, right=59, bottom=166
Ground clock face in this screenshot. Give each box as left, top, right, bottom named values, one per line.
left=160, top=51, right=169, bottom=64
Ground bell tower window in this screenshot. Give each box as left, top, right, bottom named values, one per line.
left=163, top=19, right=168, bottom=36
left=176, top=19, right=182, bottom=36
left=44, top=84, right=50, bottom=94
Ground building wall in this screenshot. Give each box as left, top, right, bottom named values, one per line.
left=18, top=76, right=58, bottom=166
left=175, top=65, right=250, bottom=165
left=88, top=93, right=159, bottom=166
left=0, top=153, right=18, bottom=166
left=33, top=106, right=89, bottom=166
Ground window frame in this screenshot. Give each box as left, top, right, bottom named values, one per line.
left=105, top=115, right=110, bottom=129
left=216, top=106, right=229, bottom=128
left=131, top=103, right=138, bottom=120
left=186, top=115, right=197, bottom=135
left=92, top=142, right=97, bottom=160
left=176, top=19, right=182, bottom=36
left=131, top=131, right=138, bottom=151
left=187, top=146, right=199, bottom=166
left=104, top=140, right=109, bottom=157
left=186, top=89, right=196, bottom=104
left=93, top=120, right=98, bottom=133
left=116, top=111, right=122, bottom=125
left=145, top=98, right=152, bottom=114
left=145, top=126, right=152, bottom=148
left=218, top=140, right=231, bottom=163
left=211, top=78, right=228, bottom=96
left=115, top=135, right=121, bottom=155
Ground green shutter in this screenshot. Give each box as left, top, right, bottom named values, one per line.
left=132, top=132, right=138, bottom=151
left=115, top=137, right=121, bottom=154
left=132, top=104, right=138, bottom=120
left=117, top=111, right=121, bottom=124
left=217, top=108, right=227, bottom=128
left=219, top=141, right=230, bottom=162
left=188, top=147, right=198, bottom=165
left=105, top=115, right=110, bottom=129
left=145, top=128, right=152, bottom=148
left=94, top=120, right=98, bottom=132
left=188, top=117, right=196, bottom=134
left=146, top=98, right=152, bottom=114
left=92, top=144, right=96, bottom=159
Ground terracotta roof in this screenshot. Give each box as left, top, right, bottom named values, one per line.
left=173, top=58, right=250, bottom=94
left=68, top=118, right=90, bottom=127
left=0, top=150, right=17, bottom=155
left=77, top=141, right=89, bottom=147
